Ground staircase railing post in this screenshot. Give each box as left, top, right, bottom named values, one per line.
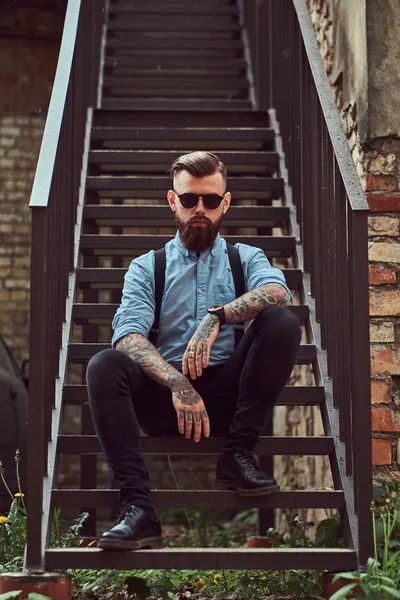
left=26, top=208, right=47, bottom=572
left=350, top=210, right=374, bottom=566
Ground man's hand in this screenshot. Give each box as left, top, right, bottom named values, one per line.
left=182, top=313, right=220, bottom=380
left=169, top=374, right=210, bottom=442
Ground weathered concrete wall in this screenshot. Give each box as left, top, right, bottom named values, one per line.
left=317, top=0, right=400, bottom=142
left=329, top=0, right=368, bottom=137
left=366, top=0, right=400, bottom=140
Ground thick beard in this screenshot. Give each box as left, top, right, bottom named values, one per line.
left=176, top=213, right=223, bottom=254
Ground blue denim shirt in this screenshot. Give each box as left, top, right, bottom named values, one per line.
left=112, top=233, right=291, bottom=368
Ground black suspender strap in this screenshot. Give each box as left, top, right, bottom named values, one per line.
left=149, top=243, right=245, bottom=346
left=226, top=243, right=245, bottom=346
left=149, top=247, right=166, bottom=345
left=226, top=243, right=245, bottom=299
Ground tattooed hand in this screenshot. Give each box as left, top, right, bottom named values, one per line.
left=182, top=313, right=220, bottom=380
left=169, top=374, right=210, bottom=442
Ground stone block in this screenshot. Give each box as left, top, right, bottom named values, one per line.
left=371, top=348, right=400, bottom=375
left=371, top=379, right=392, bottom=404
left=369, top=242, right=400, bottom=263
left=372, top=438, right=392, bottom=465
left=4, top=279, right=30, bottom=290
left=367, top=194, right=400, bottom=212
left=370, top=322, right=395, bottom=343
left=368, top=216, right=399, bottom=237
left=0, top=138, right=14, bottom=148
left=0, top=127, right=20, bottom=137
left=371, top=407, right=400, bottom=432
left=369, top=266, right=396, bottom=285
left=364, top=174, right=398, bottom=192
left=369, top=153, right=396, bottom=174
left=369, top=290, right=400, bottom=317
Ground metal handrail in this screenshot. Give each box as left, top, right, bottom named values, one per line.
left=242, top=0, right=372, bottom=568
left=27, top=0, right=107, bottom=571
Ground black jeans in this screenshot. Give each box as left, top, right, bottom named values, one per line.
left=87, top=306, right=301, bottom=511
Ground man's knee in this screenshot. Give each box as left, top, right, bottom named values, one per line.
left=86, top=348, right=127, bottom=383
left=255, top=306, right=301, bottom=341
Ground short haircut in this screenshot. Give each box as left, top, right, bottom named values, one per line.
left=169, top=151, right=227, bottom=183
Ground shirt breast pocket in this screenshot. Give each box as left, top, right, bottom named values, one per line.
left=214, top=283, right=236, bottom=305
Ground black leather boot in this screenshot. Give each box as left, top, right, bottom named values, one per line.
left=98, top=505, right=163, bottom=551
left=215, top=449, right=280, bottom=496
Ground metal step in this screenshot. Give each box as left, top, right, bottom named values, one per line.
left=92, top=109, right=270, bottom=128
left=75, top=267, right=303, bottom=288
left=88, top=150, right=278, bottom=175
left=104, top=58, right=245, bottom=70
left=82, top=205, right=287, bottom=226
left=67, top=343, right=316, bottom=363
left=86, top=175, right=283, bottom=193
left=106, top=38, right=243, bottom=51
left=45, top=547, right=357, bottom=572
left=101, top=99, right=253, bottom=111
left=79, top=235, right=294, bottom=257
left=90, top=126, right=274, bottom=142
left=103, top=76, right=248, bottom=89
left=62, top=384, right=324, bottom=406
left=51, top=489, right=343, bottom=509
left=57, top=435, right=333, bottom=456
left=107, top=20, right=241, bottom=32
left=109, top=4, right=240, bottom=15
left=72, top=303, right=308, bottom=324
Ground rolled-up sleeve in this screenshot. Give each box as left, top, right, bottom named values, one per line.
left=236, top=244, right=293, bottom=302
left=111, top=251, right=155, bottom=347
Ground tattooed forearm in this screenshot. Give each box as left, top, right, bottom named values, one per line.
left=224, top=283, right=290, bottom=324
left=116, top=333, right=185, bottom=388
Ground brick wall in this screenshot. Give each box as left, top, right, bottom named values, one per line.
left=0, top=115, right=45, bottom=365
left=308, top=0, right=400, bottom=477
left=0, top=2, right=64, bottom=366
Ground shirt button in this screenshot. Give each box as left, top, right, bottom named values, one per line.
left=199, top=289, right=203, bottom=294
left=200, top=260, right=203, bottom=264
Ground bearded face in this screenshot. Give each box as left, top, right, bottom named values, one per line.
left=175, top=213, right=224, bottom=254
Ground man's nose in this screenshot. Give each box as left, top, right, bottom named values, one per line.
left=194, top=198, right=206, bottom=213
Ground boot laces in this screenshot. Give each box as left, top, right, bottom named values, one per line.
left=235, top=450, right=260, bottom=474
left=117, top=504, right=143, bottom=525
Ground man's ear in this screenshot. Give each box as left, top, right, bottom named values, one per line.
left=222, top=192, right=231, bottom=214
left=167, top=190, right=177, bottom=211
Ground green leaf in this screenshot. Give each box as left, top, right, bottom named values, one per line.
left=378, top=586, right=400, bottom=598
left=28, top=594, right=53, bottom=600
left=0, top=592, right=22, bottom=600
left=333, top=572, right=360, bottom=581
left=167, top=592, right=176, bottom=599
left=328, top=582, right=357, bottom=600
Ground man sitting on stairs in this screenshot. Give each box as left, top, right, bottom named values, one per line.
left=87, top=151, right=301, bottom=551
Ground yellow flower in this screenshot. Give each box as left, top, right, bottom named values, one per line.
left=14, top=492, right=25, bottom=498
left=214, top=574, right=222, bottom=585
left=0, top=516, right=8, bottom=524
left=391, top=491, right=397, bottom=499
left=195, top=579, right=206, bottom=589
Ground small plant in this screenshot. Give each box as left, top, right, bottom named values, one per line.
left=0, top=451, right=88, bottom=576
left=326, top=486, right=400, bottom=600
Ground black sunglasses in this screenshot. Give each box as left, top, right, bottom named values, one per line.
left=174, top=191, right=225, bottom=210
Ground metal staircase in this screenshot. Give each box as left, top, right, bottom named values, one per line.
left=26, top=0, right=372, bottom=575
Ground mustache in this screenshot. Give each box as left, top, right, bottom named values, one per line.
left=188, top=216, right=212, bottom=225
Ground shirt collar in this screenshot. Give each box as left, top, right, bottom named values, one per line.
left=173, top=231, right=223, bottom=258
